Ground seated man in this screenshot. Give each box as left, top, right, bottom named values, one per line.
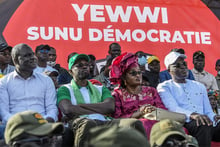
left=157, top=51, right=220, bottom=146
left=47, top=46, right=72, bottom=85
left=0, top=43, right=58, bottom=124
left=143, top=55, right=160, bottom=88
left=159, top=48, right=194, bottom=83
left=150, top=119, right=198, bottom=147
left=57, top=54, right=146, bottom=147
left=34, top=44, right=57, bottom=73
left=0, top=43, right=15, bottom=77
left=94, top=56, right=116, bottom=91
left=4, top=111, right=64, bottom=147
left=191, top=51, right=218, bottom=90
left=207, top=90, right=219, bottom=114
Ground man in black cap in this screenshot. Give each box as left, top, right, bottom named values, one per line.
left=191, top=51, right=218, bottom=90
left=0, top=43, right=15, bottom=77
left=215, top=59, right=220, bottom=90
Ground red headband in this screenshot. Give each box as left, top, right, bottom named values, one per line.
left=109, top=52, right=138, bottom=85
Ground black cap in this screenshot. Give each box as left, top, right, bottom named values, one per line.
left=0, top=43, right=12, bottom=52
left=216, top=59, right=220, bottom=66
left=193, top=51, right=205, bottom=59
left=35, top=44, right=50, bottom=53
left=171, top=48, right=185, bottom=54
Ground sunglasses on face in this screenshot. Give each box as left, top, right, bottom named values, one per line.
left=39, top=49, right=49, bottom=54
left=75, top=63, right=89, bottom=68
left=172, top=61, right=187, bottom=68
left=128, top=71, right=142, bottom=76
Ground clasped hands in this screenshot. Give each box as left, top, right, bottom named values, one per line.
left=132, top=104, right=156, bottom=119
left=190, top=112, right=220, bottom=126
left=139, top=104, right=156, bottom=115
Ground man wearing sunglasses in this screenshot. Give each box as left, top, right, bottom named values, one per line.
left=34, top=44, right=57, bottom=73
left=157, top=51, right=220, bottom=147
left=57, top=54, right=147, bottom=147
left=159, top=48, right=195, bottom=83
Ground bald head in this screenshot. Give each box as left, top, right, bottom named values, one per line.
left=11, top=43, right=32, bottom=63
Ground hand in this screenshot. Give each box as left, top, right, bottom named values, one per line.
left=214, top=115, right=220, bottom=123
left=61, top=116, right=70, bottom=124
left=140, top=104, right=156, bottom=115
left=46, top=117, right=55, bottom=123
left=190, top=112, right=212, bottom=126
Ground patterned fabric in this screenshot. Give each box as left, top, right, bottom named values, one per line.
left=109, top=53, right=138, bottom=85
left=111, top=86, right=166, bottom=138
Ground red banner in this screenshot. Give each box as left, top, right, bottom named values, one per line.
left=3, top=0, right=220, bottom=75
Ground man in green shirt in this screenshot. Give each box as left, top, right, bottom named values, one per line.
left=57, top=54, right=147, bottom=147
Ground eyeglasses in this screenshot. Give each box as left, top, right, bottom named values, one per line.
left=39, top=49, right=49, bottom=54
left=172, top=61, right=187, bottom=68
left=128, top=71, right=142, bottom=76
left=75, top=63, right=89, bottom=68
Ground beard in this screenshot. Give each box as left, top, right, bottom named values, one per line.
left=77, top=70, right=89, bottom=80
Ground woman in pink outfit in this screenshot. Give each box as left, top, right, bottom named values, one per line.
left=110, top=52, right=166, bottom=138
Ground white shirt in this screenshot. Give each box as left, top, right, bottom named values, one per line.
left=157, top=79, right=216, bottom=122
left=0, top=71, right=58, bottom=123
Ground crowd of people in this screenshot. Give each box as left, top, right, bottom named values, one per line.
left=0, top=41, right=220, bottom=147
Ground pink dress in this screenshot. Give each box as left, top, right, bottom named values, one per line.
left=112, top=86, right=167, bottom=138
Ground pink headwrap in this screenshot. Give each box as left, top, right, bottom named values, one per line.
left=109, top=52, right=138, bottom=85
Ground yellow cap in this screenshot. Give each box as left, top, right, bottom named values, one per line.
left=148, top=56, right=160, bottom=64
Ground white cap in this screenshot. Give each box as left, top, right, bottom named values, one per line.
left=164, top=52, right=186, bottom=69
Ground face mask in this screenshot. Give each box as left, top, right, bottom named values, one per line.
left=47, top=61, right=56, bottom=67
left=138, top=56, right=147, bottom=66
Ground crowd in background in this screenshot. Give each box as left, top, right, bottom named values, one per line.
left=0, top=42, right=220, bottom=147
